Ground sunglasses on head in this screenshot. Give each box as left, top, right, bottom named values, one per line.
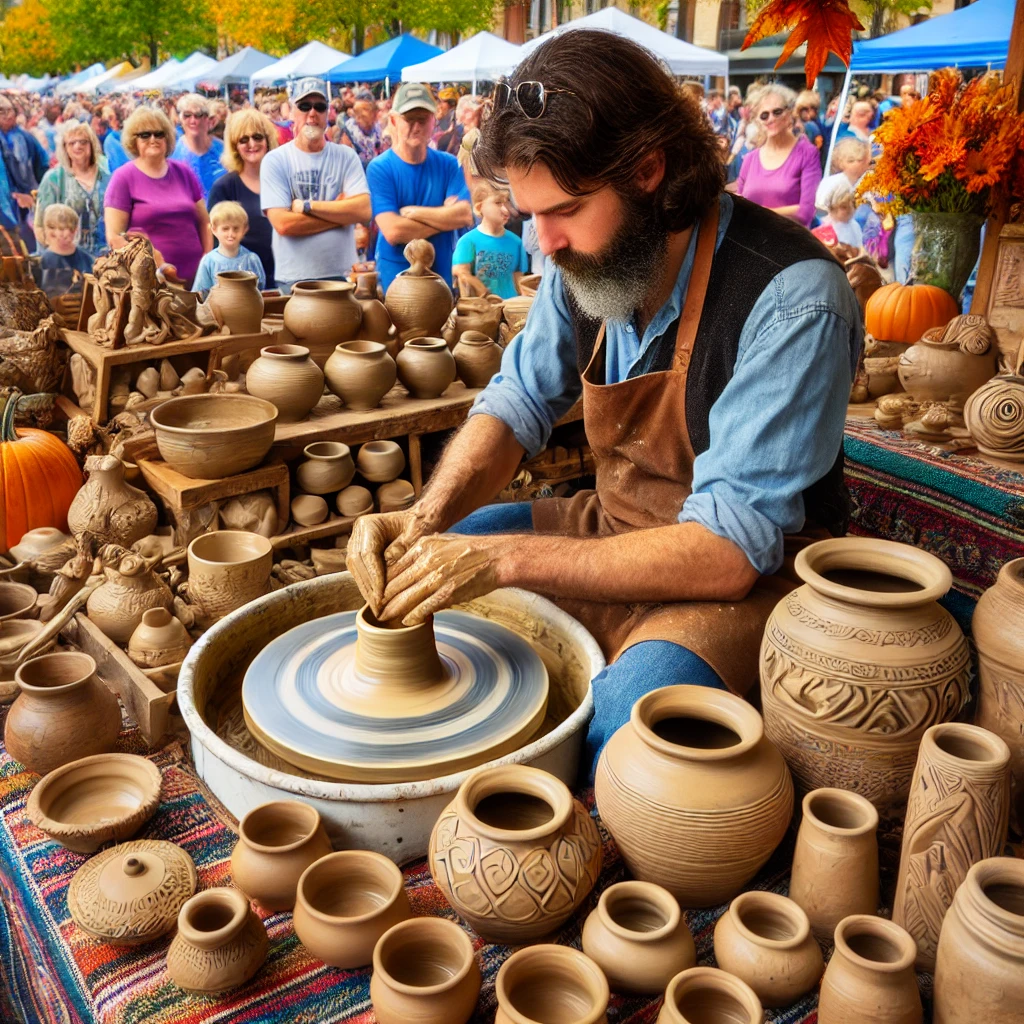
left=494, top=80, right=575, bottom=119
left=759, top=107, right=787, bottom=121
left=237, top=133, right=266, bottom=145
left=297, top=100, right=328, bottom=114
left=136, top=130, right=165, bottom=140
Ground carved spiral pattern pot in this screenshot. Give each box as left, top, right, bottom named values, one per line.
left=964, top=374, right=1024, bottom=462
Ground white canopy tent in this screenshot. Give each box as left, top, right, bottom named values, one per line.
left=55, top=62, right=106, bottom=96
left=401, top=32, right=523, bottom=90
left=159, top=52, right=219, bottom=92
left=198, top=46, right=276, bottom=87
left=120, top=58, right=182, bottom=93
left=75, top=62, right=138, bottom=96
left=250, top=41, right=351, bottom=87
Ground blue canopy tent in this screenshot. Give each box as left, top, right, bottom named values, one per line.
left=324, top=34, right=443, bottom=94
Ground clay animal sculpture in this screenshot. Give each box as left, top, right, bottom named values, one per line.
left=67, top=455, right=158, bottom=551
left=494, top=946, right=609, bottom=1024
left=86, top=543, right=173, bottom=644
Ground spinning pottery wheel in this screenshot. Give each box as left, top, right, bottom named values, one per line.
left=242, top=607, right=549, bottom=782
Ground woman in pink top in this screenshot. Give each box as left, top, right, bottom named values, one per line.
left=736, top=85, right=822, bottom=228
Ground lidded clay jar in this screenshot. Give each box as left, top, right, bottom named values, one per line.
left=127, top=607, right=192, bottom=669
left=325, top=340, right=397, bottom=410
left=283, top=280, right=362, bottom=366
left=495, top=945, right=609, bottom=1024
left=207, top=270, right=264, bottom=335
left=384, top=240, right=454, bottom=344
left=396, top=337, right=457, bottom=399
left=581, top=880, right=695, bottom=995
left=657, top=967, right=763, bottom=1024
left=295, top=441, right=355, bottom=495
left=244, top=344, right=324, bottom=423
left=595, top=685, right=793, bottom=907
left=356, top=440, right=405, bottom=483
left=453, top=330, right=503, bottom=388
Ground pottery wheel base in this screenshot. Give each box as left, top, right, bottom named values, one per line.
left=242, top=610, right=549, bottom=782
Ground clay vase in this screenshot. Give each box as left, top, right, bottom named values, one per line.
left=67, top=455, right=158, bottom=550
left=760, top=537, right=972, bottom=819
left=712, top=891, right=823, bottom=1007
left=356, top=440, right=405, bottom=483
left=442, top=297, right=502, bottom=348
left=291, top=494, right=328, bottom=526
left=657, top=967, right=763, bottom=1024
left=207, top=271, right=264, bottom=335
left=295, top=441, right=355, bottom=495
left=336, top=485, right=373, bottom=518
left=893, top=722, right=1011, bottom=970
left=964, top=374, right=1024, bottom=461
left=818, top=915, right=922, bottom=1024
left=324, top=340, right=396, bottom=410
left=244, top=344, right=324, bottom=423
left=358, top=299, right=398, bottom=354
left=973, top=558, right=1024, bottom=831
left=595, top=685, right=793, bottom=907
left=789, top=787, right=880, bottom=942
left=384, top=240, right=453, bottom=344
left=230, top=800, right=333, bottom=912
left=166, top=887, right=268, bottom=994
left=429, top=764, right=602, bottom=943
left=370, top=918, right=481, bottom=1024
left=127, top=608, right=192, bottom=669
left=453, top=330, right=503, bottom=388
left=186, top=531, right=273, bottom=629
left=934, top=857, right=1024, bottom=1023
left=581, top=880, right=695, bottom=995
left=5, top=652, right=121, bottom=775
left=495, top=945, right=609, bottom=1024
left=293, top=850, right=411, bottom=968
left=396, top=337, right=457, bottom=399
left=87, top=555, right=174, bottom=644
left=283, top=281, right=363, bottom=366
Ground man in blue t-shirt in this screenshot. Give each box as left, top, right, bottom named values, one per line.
left=366, top=82, right=473, bottom=292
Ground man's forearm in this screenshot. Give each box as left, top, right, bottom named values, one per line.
left=378, top=215, right=441, bottom=245
left=267, top=210, right=340, bottom=237
left=404, top=201, right=473, bottom=232
left=307, top=194, right=372, bottom=226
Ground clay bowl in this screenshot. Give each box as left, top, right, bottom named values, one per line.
left=291, top=495, right=329, bottom=527
left=150, top=395, right=278, bottom=480
left=356, top=441, right=405, bottom=483
left=0, top=581, right=38, bottom=622
left=495, top=945, right=609, bottom=1024
left=658, top=966, right=763, bottom=1024
left=26, top=753, right=162, bottom=854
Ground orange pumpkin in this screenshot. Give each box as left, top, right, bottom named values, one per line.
left=864, top=282, right=960, bottom=344
left=0, top=392, right=82, bottom=554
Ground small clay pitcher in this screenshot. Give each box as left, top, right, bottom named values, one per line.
left=495, top=945, right=609, bottom=1024
left=127, top=608, right=192, bottom=669
left=657, top=967, right=763, bottom=1024
left=453, top=330, right=503, bottom=388
left=358, top=299, right=398, bottom=354
left=67, top=455, right=158, bottom=550
left=295, top=441, right=355, bottom=495
left=207, top=270, right=264, bottom=335
left=244, top=344, right=324, bottom=422
left=336, top=485, right=374, bottom=518
left=396, top=337, right=457, bottom=399
left=355, top=440, right=405, bottom=483
left=283, top=281, right=363, bottom=366
left=186, top=531, right=273, bottom=629
left=324, top=340, right=396, bottom=410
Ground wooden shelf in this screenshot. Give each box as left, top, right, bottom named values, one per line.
left=270, top=514, right=358, bottom=550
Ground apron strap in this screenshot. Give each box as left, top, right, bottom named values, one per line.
left=673, top=202, right=720, bottom=370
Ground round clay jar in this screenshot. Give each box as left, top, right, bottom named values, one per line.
left=452, top=330, right=503, bottom=388
left=0, top=581, right=39, bottom=622
left=245, top=345, right=324, bottom=423
left=356, top=440, right=405, bottom=483
left=207, top=270, right=264, bottom=335
left=657, top=967, right=763, bottom=1024
left=291, top=494, right=329, bottom=527
left=295, top=441, right=355, bottom=495
left=396, top=337, right=457, bottom=399
left=495, top=945, right=609, bottom=1024
left=283, top=281, right=362, bottom=366
left=712, top=891, right=823, bottom=1007
left=324, top=340, right=397, bottom=410
left=127, top=608, right=192, bottom=669
left=336, top=485, right=374, bottom=518
left=581, top=880, right=695, bottom=995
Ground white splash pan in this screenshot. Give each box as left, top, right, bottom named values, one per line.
left=177, top=572, right=602, bottom=863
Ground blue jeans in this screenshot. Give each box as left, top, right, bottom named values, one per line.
left=276, top=275, right=348, bottom=295
left=893, top=214, right=915, bottom=284
left=451, top=503, right=728, bottom=781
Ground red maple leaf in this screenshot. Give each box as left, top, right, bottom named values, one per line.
left=742, top=0, right=865, bottom=88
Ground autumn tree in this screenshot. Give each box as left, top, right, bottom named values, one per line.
left=0, top=0, right=62, bottom=76
left=852, top=0, right=933, bottom=38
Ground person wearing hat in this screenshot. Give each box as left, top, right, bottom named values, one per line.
left=259, top=77, right=371, bottom=294
left=433, top=87, right=460, bottom=151
left=366, top=82, right=473, bottom=292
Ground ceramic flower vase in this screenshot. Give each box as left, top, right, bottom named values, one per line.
left=495, top=945, right=609, bottom=1024
left=284, top=281, right=362, bottom=366
left=453, top=330, right=503, bottom=388
left=396, top=337, right=457, bottom=399
left=244, top=344, right=324, bottom=422
left=324, top=340, right=396, bottom=410
left=909, top=212, right=985, bottom=300
left=295, top=441, right=355, bottom=495
left=385, top=240, right=453, bottom=343
left=67, top=455, right=157, bottom=549
left=127, top=608, right=192, bottom=669
left=207, top=271, right=264, bottom=335
left=964, top=375, right=1024, bottom=462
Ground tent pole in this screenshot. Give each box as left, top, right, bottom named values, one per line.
left=825, top=67, right=852, bottom=175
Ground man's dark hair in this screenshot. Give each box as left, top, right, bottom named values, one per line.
left=474, top=31, right=724, bottom=233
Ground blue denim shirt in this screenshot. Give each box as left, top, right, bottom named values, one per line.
left=469, top=194, right=862, bottom=576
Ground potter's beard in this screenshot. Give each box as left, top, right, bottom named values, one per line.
left=552, top=189, right=670, bottom=323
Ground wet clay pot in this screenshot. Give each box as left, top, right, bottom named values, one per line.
left=294, top=850, right=411, bottom=968
left=87, top=555, right=173, bottom=645
left=325, top=340, right=396, bottom=410
left=657, top=967, right=762, bottom=1024
left=67, top=455, right=157, bottom=550
left=127, top=608, right=192, bottom=669
left=244, top=344, right=324, bottom=423
left=442, top=297, right=502, bottom=348
left=370, top=917, right=481, bottom=1024
left=355, top=440, right=405, bottom=483
left=964, top=374, right=1024, bottom=462
left=818, top=915, right=922, bottom=1024
left=595, top=685, right=793, bottom=907
left=396, top=337, right=457, bottom=399
left=336, top=485, right=373, bottom=518
left=230, top=799, right=333, bottom=912
left=385, top=240, right=453, bottom=344
left=893, top=723, right=1011, bottom=970
left=453, top=330, right=503, bottom=388
left=495, top=945, right=609, bottom=1024
left=581, top=881, right=695, bottom=995
left=283, top=281, right=362, bottom=366
left=166, top=887, right=268, bottom=994
left=295, top=441, right=354, bottom=495
left=712, top=891, right=823, bottom=1007
left=789, top=787, right=880, bottom=942
left=208, top=271, right=264, bottom=335
left=760, top=538, right=971, bottom=819
left=429, top=764, right=602, bottom=943
left=933, top=857, right=1024, bottom=1023
left=186, top=531, right=273, bottom=629
left=358, top=299, right=398, bottom=353
left=5, top=652, right=121, bottom=775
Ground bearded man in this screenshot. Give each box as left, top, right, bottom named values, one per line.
left=348, top=32, right=861, bottom=775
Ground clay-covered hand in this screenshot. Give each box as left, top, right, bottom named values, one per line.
left=347, top=510, right=429, bottom=616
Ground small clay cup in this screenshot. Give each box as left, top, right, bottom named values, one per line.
left=657, top=967, right=763, bottom=1024
left=0, top=581, right=38, bottom=621
left=356, top=440, right=405, bottom=483
left=295, top=441, right=355, bottom=496
left=186, top=530, right=273, bottom=628
left=291, top=494, right=329, bottom=527
left=495, top=945, right=609, bottom=1024
left=336, top=484, right=374, bottom=518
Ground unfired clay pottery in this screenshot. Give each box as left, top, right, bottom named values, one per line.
left=0, top=581, right=37, bottom=621
left=136, top=366, right=159, bottom=398
left=186, top=531, right=273, bottom=629
left=396, top=337, right=457, bottom=399
left=127, top=608, right=192, bottom=669
left=453, top=330, right=503, bottom=388
left=595, top=685, right=793, bottom=907
left=964, top=374, right=1024, bottom=461
left=8, top=526, right=69, bottom=565
left=789, top=787, right=879, bottom=942
left=897, top=314, right=997, bottom=407
left=893, top=722, right=1011, bottom=970
left=325, top=340, right=396, bottom=410
left=818, top=915, right=922, bottom=1024
left=291, top=494, right=328, bottom=526
left=207, top=270, right=265, bottom=335
left=712, top=891, right=823, bottom=1007
left=5, top=652, right=121, bottom=775
left=295, top=441, right=355, bottom=495
left=495, top=945, right=609, bottom=1024
left=358, top=299, right=397, bottom=351
left=244, top=344, right=324, bottom=422
left=67, top=455, right=157, bottom=549
left=385, top=240, right=454, bottom=344
left=581, top=880, right=695, bottom=995
left=370, top=917, right=481, bottom=1024
left=355, top=440, right=404, bottom=483
left=336, top=484, right=373, bottom=518
left=429, top=764, right=601, bottom=943
left=442, top=297, right=502, bottom=348
left=933, top=857, right=1024, bottom=1024
left=26, top=752, right=161, bottom=853
left=284, top=281, right=362, bottom=366
left=293, top=850, right=411, bottom=968
left=657, top=967, right=763, bottom=1024
left=377, top=479, right=415, bottom=513
left=353, top=269, right=378, bottom=299
left=167, top=886, right=268, bottom=994
left=87, top=548, right=173, bottom=644
left=760, top=538, right=971, bottom=817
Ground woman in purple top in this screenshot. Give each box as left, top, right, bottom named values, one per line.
left=736, top=85, right=822, bottom=228
left=104, top=106, right=212, bottom=287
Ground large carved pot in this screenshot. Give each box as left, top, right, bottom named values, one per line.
left=595, top=685, right=793, bottom=907
left=385, top=240, right=453, bottom=344
left=284, top=281, right=362, bottom=367
left=964, top=375, right=1024, bottom=462
left=67, top=455, right=157, bottom=549
left=207, top=271, right=264, bottom=335
left=760, top=538, right=971, bottom=818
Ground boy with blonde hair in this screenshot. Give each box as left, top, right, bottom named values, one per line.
left=452, top=181, right=528, bottom=299
left=34, top=203, right=93, bottom=299
left=192, top=200, right=266, bottom=296
left=815, top=137, right=871, bottom=215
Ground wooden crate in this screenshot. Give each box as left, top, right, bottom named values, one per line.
left=271, top=513, right=358, bottom=550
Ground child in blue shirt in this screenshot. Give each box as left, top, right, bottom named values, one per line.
left=452, top=182, right=528, bottom=300
left=33, top=203, right=93, bottom=301
left=192, top=201, right=266, bottom=298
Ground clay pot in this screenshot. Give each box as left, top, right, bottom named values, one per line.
left=186, top=531, right=273, bottom=628
left=897, top=332, right=997, bottom=407
left=385, top=240, right=454, bottom=344
left=245, top=344, right=324, bottom=423
left=336, top=485, right=373, bottom=518
left=964, top=375, right=1024, bottom=461
left=712, top=891, right=823, bottom=1007
left=353, top=269, right=378, bottom=299
left=377, top=479, right=415, bottom=513
left=230, top=800, right=333, bottom=912
left=208, top=270, right=264, bottom=335
left=934, top=857, right=1024, bottom=1023
left=294, top=850, right=411, bottom=968
left=296, top=441, right=355, bottom=495
left=396, top=337, right=457, bottom=399
left=67, top=455, right=158, bottom=549
left=324, top=340, right=396, bottom=410
left=283, top=281, right=363, bottom=366
left=127, top=608, right=192, bottom=669
left=87, top=556, right=174, bottom=644
left=291, top=494, right=328, bottom=526
left=657, top=967, right=763, bottom=1024
left=370, top=917, right=481, bottom=1024
left=0, top=581, right=37, bottom=622
left=789, top=787, right=880, bottom=942
left=760, top=538, right=971, bottom=819
left=429, top=763, right=602, bottom=943
left=356, top=440, right=405, bottom=483
left=358, top=299, right=397, bottom=352
left=818, top=915, right=922, bottom=1024
left=495, top=945, right=609, bottom=1024
left=166, top=887, right=268, bottom=994
left=8, top=527, right=69, bottom=565
left=581, top=881, right=695, bottom=995
left=5, top=652, right=121, bottom=775
left=595, top=685, right=793, bottom=907
left=453, top=330, right=503, bottom=388
left=442, top=297, right=502, bottom=348
left=893, top=722, right=1011, bottom=970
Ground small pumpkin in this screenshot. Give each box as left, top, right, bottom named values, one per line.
left=864, top=282, right=960, bottom=344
